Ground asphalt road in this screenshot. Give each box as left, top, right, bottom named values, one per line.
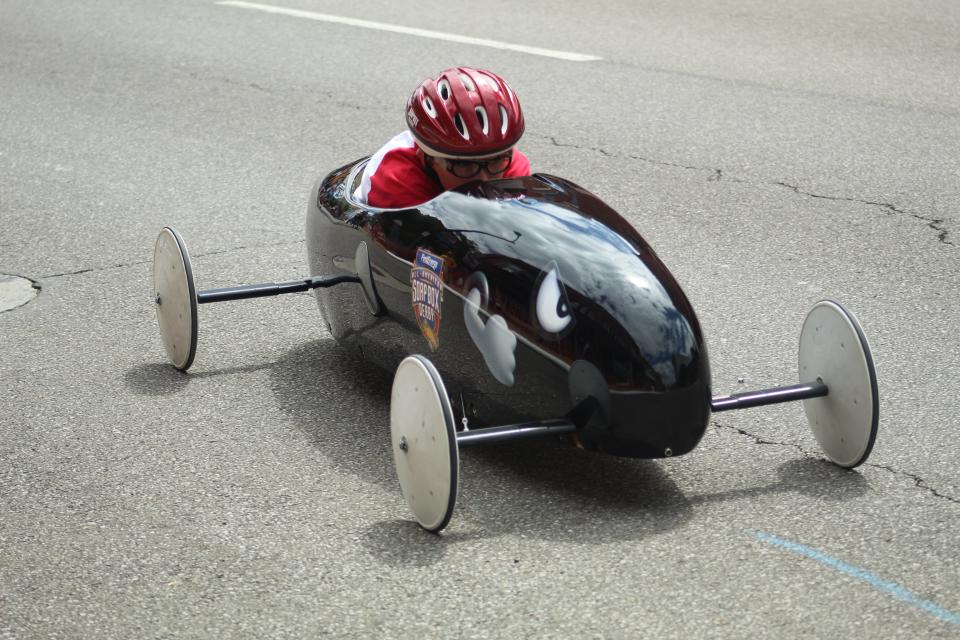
left=1, top=1, right=958, bottom=637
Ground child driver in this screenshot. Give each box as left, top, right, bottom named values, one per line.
left=355, top=67, right=531, bottom=209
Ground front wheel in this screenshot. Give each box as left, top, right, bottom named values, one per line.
left=798, top=300, right=879, bottom=468
left=389, top=355, right=459, bottom=532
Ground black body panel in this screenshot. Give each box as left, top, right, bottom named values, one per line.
left=306, top=159, right=711, bottom=458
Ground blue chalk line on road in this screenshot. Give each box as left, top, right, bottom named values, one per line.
left=753, top=531, right=960, bottom=626
left=217, top=1, right=602, bottom=62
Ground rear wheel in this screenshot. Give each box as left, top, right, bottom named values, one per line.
left=153, top=227, right=198, bottom=371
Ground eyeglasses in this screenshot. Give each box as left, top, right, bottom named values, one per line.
left=443, top=151, right=513, bottom=179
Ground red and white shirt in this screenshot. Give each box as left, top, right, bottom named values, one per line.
left=355, top=131, right=531, bottom=209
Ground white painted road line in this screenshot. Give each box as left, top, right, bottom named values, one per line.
left=216, top=1, right=602, bottom=62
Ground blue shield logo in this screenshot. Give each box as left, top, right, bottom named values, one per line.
left=411, top=249, right=445, bottom=350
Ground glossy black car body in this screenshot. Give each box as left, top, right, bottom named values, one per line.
left=306, top=159, right=711, bottom=458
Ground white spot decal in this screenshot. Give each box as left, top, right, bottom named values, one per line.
left=464, top=288, right=517, bottom=386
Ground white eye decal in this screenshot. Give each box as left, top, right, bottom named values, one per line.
left=535, top=264, right=572, bottom=334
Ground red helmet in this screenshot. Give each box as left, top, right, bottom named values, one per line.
left=406, top=67, right=525, bottom=159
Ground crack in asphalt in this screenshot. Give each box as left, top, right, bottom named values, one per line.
left=540, top=135, right=952, bottom=247
left=187, top=238, right=305, bottom=260
left=544, top=135, right=742, bottom=179
left=774, top=181, right=953, bottom=246
left=39, top=239, right=306, bottom=280
left=323, top=95, right=364, bottom=111
left=186, top=70, right=367, bottom=111
left=713, top=421, right=958, bottom=504
left=865, top=463, right=960, bottom=505
left=40, top=267, right=97, bottom=278
left=713, top=420, right=821, bottom=459
left=189, top=70, right=273, bottom=95
left=605, top=55, right=960, bottom=122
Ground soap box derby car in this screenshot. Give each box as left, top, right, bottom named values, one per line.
left=153, top=158, right=879, bottom=532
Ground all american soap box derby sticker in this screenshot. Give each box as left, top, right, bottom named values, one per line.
left=411, top=248, right=445, bottom=350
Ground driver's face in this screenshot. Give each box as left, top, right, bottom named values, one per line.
left=421, top=150, right=510, bottom=191
left=431, top=158, right=495, bottom=190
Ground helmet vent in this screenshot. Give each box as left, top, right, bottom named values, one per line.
left=498, top=104, right=509, bottom=135
left=460, top=74, right=475, bottom=92
left=453, top=112, right=469, bottom=140
left=475, top=107, right=489, bottom=135
left=422, top=96, right=437, bottom=118
left=438, top=79, right=451, bottom=101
